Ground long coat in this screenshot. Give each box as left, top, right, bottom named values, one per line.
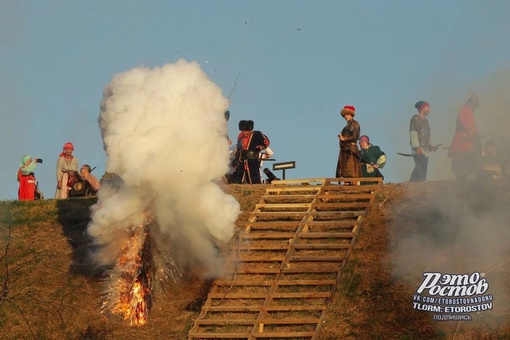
left=336, top=119, right=361, bottom=178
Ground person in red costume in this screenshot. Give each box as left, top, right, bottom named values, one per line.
left=17, top=155, right=41, bottom=200
left=55, top=142, right=79, bottom=199
left=447, top=94, right=480, bottom=180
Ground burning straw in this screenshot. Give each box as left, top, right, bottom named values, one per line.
left=100, top=215, right=184, bottom=325
left=102, top=222, right=152, bottom=325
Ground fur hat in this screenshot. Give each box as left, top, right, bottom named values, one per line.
left=414, top=101, right=429, bottom=112
left=63, top=142, right=74, bottom=151
left=341, top=105, right=356, bottom=117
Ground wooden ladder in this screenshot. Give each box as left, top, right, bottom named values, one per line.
left=188, top=177, right=382, bottom=339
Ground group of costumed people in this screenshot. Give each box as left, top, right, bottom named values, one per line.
left=336, top=105, right=387, bottom=183
left=336, top=93, right=506, bottom=184
left=17, top=94, right=499, bottom=201
left=17, top=142, right=100, bottom=201
left=407, top=93, right=504, bottom=182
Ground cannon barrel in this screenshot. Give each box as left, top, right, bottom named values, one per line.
left=263, top=168, right=280, bottom=183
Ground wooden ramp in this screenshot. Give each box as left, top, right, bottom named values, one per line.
left=188, top=177, right=383, bottom=340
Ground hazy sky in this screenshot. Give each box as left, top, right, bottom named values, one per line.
left=2, top=1, right=510, bottom=200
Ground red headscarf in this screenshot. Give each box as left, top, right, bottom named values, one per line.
left=59, top=142, right=74, bottom=158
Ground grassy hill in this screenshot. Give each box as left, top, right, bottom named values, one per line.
left=1, top=181, right=509, bottom=339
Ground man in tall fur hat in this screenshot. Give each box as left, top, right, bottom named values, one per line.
left=336, top=105, right=362, bottom=182
left=232, top=120, right=270, bottom=184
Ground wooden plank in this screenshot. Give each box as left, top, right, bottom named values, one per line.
left=321, top=185, right=379, bottom=192
left=240, top=232, right=297, bottom=239
left=316, top=193, right=373, bottom=200
left=226, top=255, right=286, bottom=262
left=276, top=279, right=336, bottom=286
left=232, top=244, right=290, bottom=250
left=289, top=256, right=346, bottom=262
left=300, top=220, right=358, bottom=226
left=196, top=317, right=320, bottom=326
left=246, top=221, right=301, bottom=227
left=204, top=306, right=262, bottom=312
left=256, top=203, right=312, bottom=209
left=298, top=232, right=355, bottom=238
left=271, top=292, right=332, bottom=298
left=246, top=221, right=359, bottom=229
left=311, top=202, right=369, bottom=208
left=213, top=280, right=274, bottom=286
left=265, top=187, right=322, bottom=193
left=197, top=319, right=256, bottom=325
left=220, top=268, right=281, bottom=274
left=208, top=293, right=269, bottom=299
left=213, top=279, right=336, bottom=286
left=293, top=244, right=350, bottom=250
left=249, top=211, right=364, bottom=218
left=253, top=332, right=316, bottom=338
left=207, top=292, right=331, bottom=299
left=205, top=305, right=327, bottom=312
left=281, top=267, right=341, bottom=273
left=249, top=211, right=308, bottom=216
left=271, top=177, right=327, bottom=186
left=310, top=210, right=364, bottom=215
left=261, top=194, right=318, bottom=200
left=266, top=305, right=327, bottom=311
left=189, top=332, right=250, bottom=339
left=190, top=331, right=316, bottom=339
left=258, top=318, right=320, bottom=325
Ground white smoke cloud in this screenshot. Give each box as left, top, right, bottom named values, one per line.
left=87, top=59, right=240, bottom=274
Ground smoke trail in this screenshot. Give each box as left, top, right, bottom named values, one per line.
left=87, top=59, right=240, bottom=275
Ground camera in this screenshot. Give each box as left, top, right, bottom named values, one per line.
left=36, top=159, right=43, bottom=163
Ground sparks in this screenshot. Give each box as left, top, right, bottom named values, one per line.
left=103, top=220, right=153, bottom=326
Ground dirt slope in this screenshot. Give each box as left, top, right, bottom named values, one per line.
left=1, top=181, right=509, bottom=339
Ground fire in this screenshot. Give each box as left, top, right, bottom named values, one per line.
left=130, top=280, right=149, bottom=325
left=103, top=221, right=153, bottom=326
left=100, top=213, right=183, bottom=326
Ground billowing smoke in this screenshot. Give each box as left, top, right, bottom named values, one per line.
left=87, top=59, right=240, bottom=275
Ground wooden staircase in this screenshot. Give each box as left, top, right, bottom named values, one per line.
left=188, top=177, right=383, bottom=340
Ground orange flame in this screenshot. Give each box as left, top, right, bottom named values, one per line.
left=107, top=224, right=151, bottom=326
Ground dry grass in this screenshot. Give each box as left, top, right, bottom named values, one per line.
left=1, top=181, right=510, bottom=339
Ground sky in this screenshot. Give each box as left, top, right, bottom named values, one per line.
left=2, top=0, right=510, bottom=201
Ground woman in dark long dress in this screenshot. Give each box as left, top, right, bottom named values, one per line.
left=336, top=105, right=361, bottom=179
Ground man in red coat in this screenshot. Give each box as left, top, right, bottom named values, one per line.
left=447, top=94, right=480, bottom=180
